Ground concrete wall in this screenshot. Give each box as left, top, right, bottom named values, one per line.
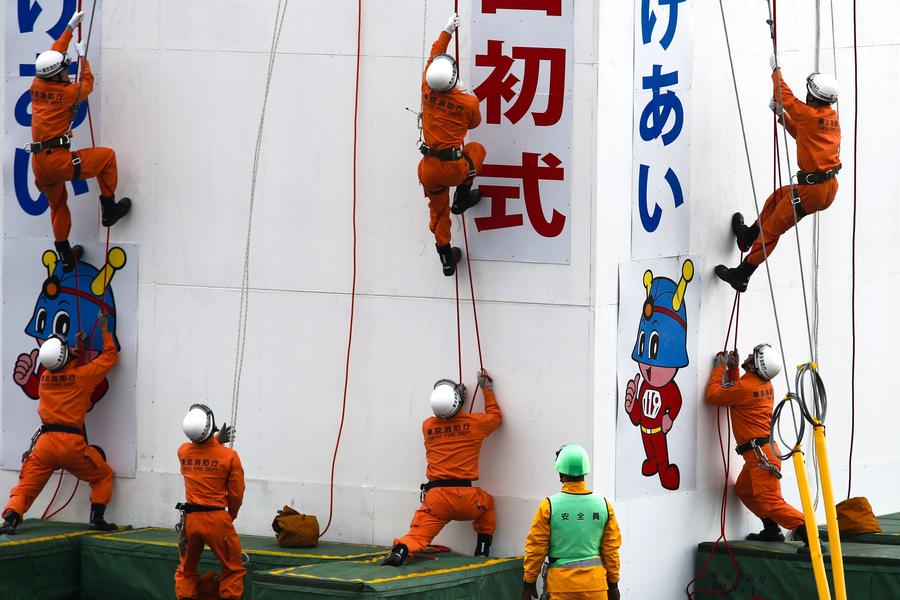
left=1, top=1, right=899, bottom=598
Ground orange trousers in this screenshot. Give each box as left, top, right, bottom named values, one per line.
left=747, top=179, right=838, bottom=266
left=395, top=486, right=495, bottom=557
left=32, top=147, right=118, bottom=242
left=4, top=432, right=113, bottom=517
left=418, top=142, right=486, bottom=246
left=175, top=511, right=246, bottom=600
left=735, top=450, right=804, bottom=531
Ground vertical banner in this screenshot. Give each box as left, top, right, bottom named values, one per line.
left=2, top=239, right=138, bottom=477
left=469, top=0, right=574, bottom=264
left=616, top=257, right=699, bottom=498
left=5, top=0, right=102, bottom=241
left=631, top=0, right=692, bottom=259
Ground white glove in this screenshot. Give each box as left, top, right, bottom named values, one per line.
left=769, top=97, right=783, bottom=116
left=769, top=54, right=779, bottom=71
left=68, top=10, right=84, bottom=30
left=76, top=41, right=87, bottom=57
left=444, top=12, right=460, bottom=34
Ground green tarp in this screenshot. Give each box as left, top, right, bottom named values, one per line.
left=253, top=553, right=524, bottom=599
left=80, top=527, right=389, bottom=600
left=0, top=519, right=97, bottom=600
left=693, top=539, right=900, bottom=599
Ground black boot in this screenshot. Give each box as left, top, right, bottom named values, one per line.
left=100, top=195, right=132, bottom=228
left=451, top=184, right=482, bottom=215
left=714, top=260, right=757, bottom=293
left=0, top=510, right=21, bottom=535
left=55, top=241, right=84, bottom=273
left=474, top=533, right=492, bottom=557
left=89, top=503, right=117, bottom=532
left=436, top=244, right=462, bottom=277
left=381, top=543, right=409, bottom=567
left=747, top=518, right=784, bottom=542
left=731, top=213, right=759, bottom=253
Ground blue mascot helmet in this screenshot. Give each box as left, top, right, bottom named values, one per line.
left=24, top=248, right=125, bottom=353
left=631, top=259, right=693, bottom=369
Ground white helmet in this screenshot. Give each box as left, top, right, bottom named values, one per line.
left=182, top=404, right=216, bottom=443
left=430, top=379, right=463, bottom=419
left=35, top=50, right=70, bottom=79
left=753, top=344, right=783, bottom=381
left=38, top=335, right=70, bottom=371
left=426, top=54, right=458, bottom=93
left=807, top=73, right=839, bottom=104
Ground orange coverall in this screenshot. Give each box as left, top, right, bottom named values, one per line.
left=3, top=331, right=118, bottom=518
left=394, top=387, right=502, bottom=557
left=523, top=482, right=622, bottom=599
left=174, top=437, right=246, bottom=600
left=706, top=363, right=804, bottom=531
left=31, top=27, right=118, bottom=242
left=747, top=71, right=841, bottom=266
left=419, top=31, right=486, bottom=246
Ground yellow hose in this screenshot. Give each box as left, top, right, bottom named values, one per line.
left=792, top=447, right=832, bottom=600
left=814, top=423, right=847, bottom=599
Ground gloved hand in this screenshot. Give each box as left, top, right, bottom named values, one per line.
left=769, top=54, right=779, bottom=71
left=444, top=12, right=460, bottom=34
left=76, top=41, right=87, bottom=57
left=713, top=352, right=727, bottom=367
left=726, top=350, right=740, bottom=367
left=75, top=330, right=88, bottom=347
left=769, top=97, right=783, bottom=116
left=97, top=309, right=108, bottom=331
left=456, top=383, right=467, bottom=400
left=217, top=423, right=235, bottom=445
left=477, top=369, right=493, bottom=390
left=68, top=10, right=84, bottom=30
left=608, top=587, right=621, bottom=600
left=522, top=581, right=538, bottom=600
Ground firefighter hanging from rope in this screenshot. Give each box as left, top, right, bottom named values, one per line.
left=417, top=13, right=485, bottom=276
left=27, top=10, right=131, bottom=273
left=624, top=259, right=693, bottom=491
left=716, top=56, right=840, bottom=292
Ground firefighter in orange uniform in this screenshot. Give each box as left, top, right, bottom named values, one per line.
left=418, top=12, right=486, bottom=276
left=382, top=370, right=501, bottom=566
left=716, top=58, right=840, bottom=292
left=0, top=309, right=118, bottom=534
left=175, top=405, right=246, bottom=600
left=705, top=345, right=807, bottom=543
left=523, top=444, right=621, bottom=600
left=30, top=10, right=131, bottom=272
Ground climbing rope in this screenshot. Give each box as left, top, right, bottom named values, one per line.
left=227, top=0, right=289, bottom=445
left=319, top=0, right=361, bottom=538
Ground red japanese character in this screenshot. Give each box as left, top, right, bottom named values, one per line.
left=474, top=41, right=566, bottom=126
left=475, top=152, right=565, bottom=237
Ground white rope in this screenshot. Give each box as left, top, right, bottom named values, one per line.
left=228, top=0, right=290, bottom=446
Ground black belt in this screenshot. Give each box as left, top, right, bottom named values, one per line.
left=25, top=135, right=71, bottom=153
left=736, top=436, right=770, bottom=455
left=422, top=479, right=472, bottom=492
left=175, top=502, right=225, bottom=514
left=40, top=424, right=84, bottom=436
left=420, top=144, right=464, bottom=161
left=796, top=164, right=841, bottom=185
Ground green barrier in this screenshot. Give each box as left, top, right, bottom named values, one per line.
left=0, top=519, right=99, bottom=600
left=819, top=512, right=900, bottom=546
left=80, top=527, right=390, bottom=600
left=253, top=553, right=524, bottom=599
left=693, top=540, right=900, bottom=599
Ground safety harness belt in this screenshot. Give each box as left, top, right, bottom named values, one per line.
left=175, top=502, right=226, bottom=556
left=796, top=164, right=841, bottom=185
left=40, top=423, right=85, bottom=436
left=419, top=479, right=472, bottom=501
left=24, top=135, right=71, bottom=153
left=735, top=436, right=770, bottom=455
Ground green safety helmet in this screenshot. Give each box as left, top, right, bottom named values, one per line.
left=555, top=444, right=591, bottom=476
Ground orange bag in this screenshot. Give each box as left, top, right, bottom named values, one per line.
left=836, top=497, right=881, bottom=535
left=272, top=505, right=319, bottom=548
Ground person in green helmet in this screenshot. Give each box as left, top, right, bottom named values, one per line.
left=522, top=444, right=622, bottom=599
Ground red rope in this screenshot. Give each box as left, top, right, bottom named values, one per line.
left=42, top=478, right=79, bottom=521
left=40, top=471, right=65, bottom=519
left=847, top=0, right=858, bottom=500
left=320, top=0, right=362, bottom=539
left=455, top=269, right=463, bottom=383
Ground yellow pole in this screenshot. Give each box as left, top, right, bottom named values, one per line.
left=814, top=423, right=847, bottom=599
left=792, top=446, right=832, bottom=600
